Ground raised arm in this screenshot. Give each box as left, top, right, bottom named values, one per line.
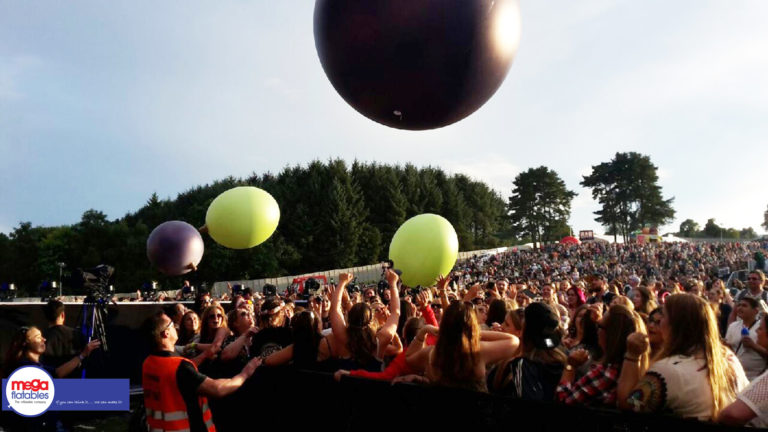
left=331, top=273, right=352, bottom=348
left=198, top=357, right=261, bottom=398
left=405, top=325, right=439, bottom=373
left=479, top=331, right=519, bottom=364
left=617, top=332, right=650, bottom=410
left=55, top=339, right=100, bottom=378
left=212, top=327, right=230, bottom=351
left=264, top=345, right=294, bottom=367
left=420, top=301, right=438, bottom=328
left=220, top=327, right=258, bottom=361
left=189, top=345, right=218, bottom=367
left=436, top=274, right=451, bottom=310
left=376, top=270, right=401, bottom=357
left=463, top=283, right=482, bottom=304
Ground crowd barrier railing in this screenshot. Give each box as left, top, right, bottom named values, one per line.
left=198, top=367, right=750, bottom=432
left=0, top=304, right=755, bottom=432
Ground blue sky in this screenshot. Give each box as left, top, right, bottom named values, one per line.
left=1, top=0, right=767, bottom=238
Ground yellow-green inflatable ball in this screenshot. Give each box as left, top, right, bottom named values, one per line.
left=389, top=213, right=459, bottom=287
left=205, top=186, right=280, bottom=249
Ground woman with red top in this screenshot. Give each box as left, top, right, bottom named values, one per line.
left=414, top=289, right=439, bottom=345
left=335, top=317, right=426, bottom=382
left=556, top=304, right=648, bottom=408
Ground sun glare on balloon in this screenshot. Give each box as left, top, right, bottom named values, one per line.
left=492, top=0, right=521, bottom=58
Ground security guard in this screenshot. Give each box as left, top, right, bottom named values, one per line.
left=142, top=312, right=261, bottom=432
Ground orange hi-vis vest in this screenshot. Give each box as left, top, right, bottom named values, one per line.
left=142, top=354, right=215, bottom=432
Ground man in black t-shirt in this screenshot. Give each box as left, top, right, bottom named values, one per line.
left=251, top=297, right=293, bottom=359
left=42, top=300, right=84, bottom=378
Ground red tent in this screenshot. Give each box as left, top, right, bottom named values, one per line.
left=560, top=236, right=580, bottom=245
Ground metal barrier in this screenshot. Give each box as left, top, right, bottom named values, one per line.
left=204, top=367, right=748, bottom=432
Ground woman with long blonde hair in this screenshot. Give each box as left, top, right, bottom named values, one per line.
left=618, top=294, right=748, bottom=420
left=199, top=304, right=229, bottom=350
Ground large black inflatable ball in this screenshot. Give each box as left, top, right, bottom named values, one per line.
left=314, top=0, right=521, bottom=130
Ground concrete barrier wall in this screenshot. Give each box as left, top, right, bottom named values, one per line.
left=211, top=245, right=524, bottom=295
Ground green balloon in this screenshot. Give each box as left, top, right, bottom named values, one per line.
left=205, top=186, right=280, bottom=249
left=389, top=214, right=459, bottom=287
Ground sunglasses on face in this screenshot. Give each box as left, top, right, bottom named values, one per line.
left=157, top=320, right=174, bottom=335
left=209, top=313, right=223, bottom=320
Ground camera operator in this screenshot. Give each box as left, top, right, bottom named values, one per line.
left=142, top=312, right=261, bottom=432
left=176, top=280, right=194, bottom=301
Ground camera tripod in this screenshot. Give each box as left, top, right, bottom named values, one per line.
left=78, top=294, right=109, bottom=378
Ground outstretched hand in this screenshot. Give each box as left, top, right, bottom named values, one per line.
left=82, top=339, right=101, bottom=357
left=416, top=290, right=433, bottom=308
left=385, top=269, right=399, bottom=286
left=334, top=369, right=350, bottom=382
left=338, top=273, right=353, bottom=285
left=463, top=284, right=481, bottom=303
left=436, top=274, right=450, bottom=292
left=243, top=357, right=262, bottom=377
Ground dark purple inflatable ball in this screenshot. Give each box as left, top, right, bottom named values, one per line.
left=146, top=221, right=204, bottom=276
left=314, top=0, right=521, bottom=130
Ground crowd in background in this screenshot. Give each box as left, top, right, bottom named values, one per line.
left=5, top=239, right=768, bottom=431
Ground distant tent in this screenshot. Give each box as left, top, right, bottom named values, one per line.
left=560, top=236, right=580, bottom=245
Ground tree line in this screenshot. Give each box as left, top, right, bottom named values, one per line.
left=8, top=153, right=739, bottom=297
left=678, top=218, right=759, bottom=240
left=509, top=152, right=676, bottom=245
left=0, top=160, right=509, bottom=295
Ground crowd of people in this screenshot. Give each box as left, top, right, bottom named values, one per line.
left=4, top=240, right=768, bottom=431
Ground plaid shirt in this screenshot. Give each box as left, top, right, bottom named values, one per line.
left=556, top=363, right=619, bottom=407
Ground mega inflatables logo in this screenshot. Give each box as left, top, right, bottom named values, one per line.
left=5, top=366, right=55, bottom=416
